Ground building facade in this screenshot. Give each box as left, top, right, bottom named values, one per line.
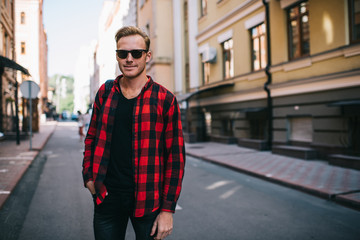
left=15, top=0, right=48, bottom=131
left=182, top=0, right=360, bottom=160
left=86, top=0, right=360, bottom=162
left=89, top=0, right=135, bottom=96
left=137, top=0, right=177, bottom=92
left=0, top=0, right=17, bottom=133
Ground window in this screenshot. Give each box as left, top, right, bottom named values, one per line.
left=288, top=117, right=313, bottom=142
left=287, top=1, right=309, bottom=60
left=349, top=0, right=360, bottom=43
left=222, top=39, right=234, bottom=79
left=201, top=55, right=210, bottom=85
left=200, top=0, right=207, bottom=17
left=21, top=12, right=25, bottom=24
left=3, top=33, right=9, bottom=57
left=221, top=119, right=234, bottom=137
left=251, top=23, right=267, bottom=71
left=205, top=112, right=212, bottom=136
left=21, top=42, right=26, bottom=54
left=145, top=23, right=150, bottom=37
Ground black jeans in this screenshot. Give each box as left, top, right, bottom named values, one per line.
left=93, top=192, right=158, bottom=240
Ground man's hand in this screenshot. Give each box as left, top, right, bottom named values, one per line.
left=86, top=181, right=96, bottom=195
left=151, top=211, right=173, bottom=240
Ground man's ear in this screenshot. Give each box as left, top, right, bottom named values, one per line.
left=146, top=51, right=152, bottom=63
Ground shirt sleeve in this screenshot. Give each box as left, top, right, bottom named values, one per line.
left=161, top=95, right=186, bottom=213
left=82, top=84, right=105, bottom=187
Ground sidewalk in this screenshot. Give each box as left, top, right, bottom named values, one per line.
left=0, top=121, right=57, bottom=209
left=186, top=142, right=360, bottom=210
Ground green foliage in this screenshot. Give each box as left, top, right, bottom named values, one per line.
left=49, top=74, right=75, bottom=113
left=59, top=93, right=74, bottom=113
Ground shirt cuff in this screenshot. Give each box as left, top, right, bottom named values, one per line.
left=161, top=200, right=176, bottom=213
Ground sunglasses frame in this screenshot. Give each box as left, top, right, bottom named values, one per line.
left=116, top=49, right=148, bottom=59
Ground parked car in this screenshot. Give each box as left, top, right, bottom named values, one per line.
left=61, top=110, right=70, bottom=120
left=71, top=112, right=79, bottom=121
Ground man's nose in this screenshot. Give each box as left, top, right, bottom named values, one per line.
left=126, top=52, right=134, bottom=61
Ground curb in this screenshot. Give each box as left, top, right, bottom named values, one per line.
left=186, top=152, right=360, bottom=211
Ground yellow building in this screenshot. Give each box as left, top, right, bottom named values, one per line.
left=182, top=0, right=360, bottom=162
left=137, top=0, right=176, bottom=92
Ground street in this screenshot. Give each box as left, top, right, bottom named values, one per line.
left=1, top=122, right=360, bottom=240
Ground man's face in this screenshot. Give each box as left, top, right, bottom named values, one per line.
left=116, top=35, right=151, bottom=80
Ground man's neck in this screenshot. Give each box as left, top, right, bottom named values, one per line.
left=120, top=75, right=148, bottom=99
left=121, top=75, right=147, bottom=89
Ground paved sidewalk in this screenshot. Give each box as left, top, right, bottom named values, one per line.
left=186, top=142, right=360, bottom=210
left=0, top=121, right=57, bottom=209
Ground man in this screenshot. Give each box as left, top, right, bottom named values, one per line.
left=82, top=26, right=185, bottom=240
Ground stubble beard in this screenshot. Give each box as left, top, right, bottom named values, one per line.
left=120, top=63, right=146, bottom=81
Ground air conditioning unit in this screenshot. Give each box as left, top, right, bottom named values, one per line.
left=201, top=47, right=217, bottom=63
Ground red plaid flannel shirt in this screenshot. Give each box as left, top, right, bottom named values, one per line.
left=82, top=75, right=185, bottom=217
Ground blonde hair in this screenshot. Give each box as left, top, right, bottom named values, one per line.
left=115, top=26, right=150, bottom=51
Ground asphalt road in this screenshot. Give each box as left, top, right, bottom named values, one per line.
left=1, top=122, right=360, bottom=240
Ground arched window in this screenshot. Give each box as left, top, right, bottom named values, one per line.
left=21, top=12, right=25, bottom=24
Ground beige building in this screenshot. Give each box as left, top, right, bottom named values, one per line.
left=137, top=0, right=177, bottom=92
left=180, top=0, right=360, bottom=163
left=87, top=0, right=360, bottom=164
left=15, top=0, right=48, bottom=131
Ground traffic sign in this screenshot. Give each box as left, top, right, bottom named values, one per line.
left=20, top=80, right=40, bottom=99
left=19, top=80, right=40, bottom=150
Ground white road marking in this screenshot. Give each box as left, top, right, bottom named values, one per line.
left=0, top=191, right=11, bottom=194
left=219, top=186, right=242, bottom=199
left=176, top=204, right=182, bottom=210
left=0, top=169, right=9, bottom=173
left=206, top=180, right=233, bottom=190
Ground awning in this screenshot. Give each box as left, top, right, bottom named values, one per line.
left=176, top=92, right=194, bottom=102
left=0, top=55, right=30, bottom=76
left=328, top=100, right=360, bottom=107
left=177, top=82, right=234, bottom=103
left=239, top=107, right=266, bottom=112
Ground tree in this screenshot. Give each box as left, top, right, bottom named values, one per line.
left=49, top=74, right=75, bottom=114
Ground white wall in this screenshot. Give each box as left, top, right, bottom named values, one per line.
left=96, top=0, right=131, bottom=85
left=15, top=0, right=41, bottom=85
left=74, top=45, right=93, bottom=113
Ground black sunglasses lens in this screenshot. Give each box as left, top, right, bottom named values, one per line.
left=117, top=50, right=128, bottom=59
left=130, top=50, right=143, bottom=59
left=117, top=50, right=146, bottom=59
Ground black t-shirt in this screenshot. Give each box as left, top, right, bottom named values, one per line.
left=104, top=90, right=136, bottom=193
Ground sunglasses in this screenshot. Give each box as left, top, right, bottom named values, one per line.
left=116, top=49, right=148, bottom=59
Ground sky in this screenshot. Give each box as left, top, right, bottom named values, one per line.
left=43, top=0, right=104, bottom=77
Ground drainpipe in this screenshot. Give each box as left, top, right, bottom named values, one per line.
left=0, top=67, right=3, bottom=133
left=262, top=0, right=273, bottom=150
left=15, top=81, right=20, bottom=145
